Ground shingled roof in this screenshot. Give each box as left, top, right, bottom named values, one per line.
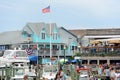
left=69, top=28, right=120, bottom=38
left=23, top=22, right=57, bottom=36
left=0, top=31, right=26, bottom=45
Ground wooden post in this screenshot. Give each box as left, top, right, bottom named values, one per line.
left=97, top=59, right=99, bottom=65
left=87, top=59, right=90, bottom=65
left=5, top=65, right=7, bottom=80
left=1, top=67, right=4, bottom=80
left=107, top=59, right=110, bottom=65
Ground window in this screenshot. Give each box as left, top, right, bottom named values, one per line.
left=28, top=34, right=31, bottom=37
left=53, top=33, right=57, bottom=40
left=42, top=33, right=45, bottom=39
left=52, top=45, right=57, bottom=50
left=16, top=51, right=27, bottom=57
left=71, top=46, right=74, bottom=50
left=55, top=34, right=57, bottom=40
left=61, top=45, right=64, bottom=50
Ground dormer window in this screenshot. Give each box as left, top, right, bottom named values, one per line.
left=53, top=33, right=57, bottom=40
left=42, top=32, right=45, bottom=39
left=28, top=34, right=31, bottom=37
left=41, top=27, right=46, bottom=39
left=42, top=27, right=45, bottom=31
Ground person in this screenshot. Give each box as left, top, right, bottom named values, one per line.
left=104, top=66, right=110, bottom=80
left=98, top=65, right=102, bottom=76
left=23, top=75, right=28, bottom=80
left=42, top=77, right=48, bottom=80
left=75, top=62, right=79, bottom=73
left=55, top=69, right=65, bottom=80
left=54, top=72, right=61, bottom=80
left=110, top=68, right=116, bottom=80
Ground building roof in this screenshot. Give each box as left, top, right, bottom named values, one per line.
left=0, top=31, right=26, bottom=45
left=69, top=28, right=120, bottom=38
left=61, top=27, right=77, bottom=38
left=23, top=22, right=57, bottom=36
left=0, top=22, right=78, bottom=45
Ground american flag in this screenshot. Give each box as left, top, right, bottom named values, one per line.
left=42, top=6, right=50, bottom=13
left=26, top=49, right=33, bottom=55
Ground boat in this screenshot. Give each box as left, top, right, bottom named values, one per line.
left=77, top=68, right=90, bottom=80
left=0, top=48, right=36, bottom=79
left=40, top=57, right=59, bottom=80
left=41, top=64, right=58, bottom=80
left=10, top=62, right=36, bottom=80
left=0, top=49, right=30, bottom=66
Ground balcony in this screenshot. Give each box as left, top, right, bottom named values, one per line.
left=75, top=46, right=120, bottom=57
left=37, top=49, right=72, bottom=57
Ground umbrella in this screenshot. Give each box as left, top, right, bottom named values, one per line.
left=71, top=59, right=77, bottom=63
left=107, top=40, right=120, bottom=44
left=89, top=40, right=101, bottom=44
left=59, top=59, right=68, bottom=64
left=28, top=56, right=38, bottom=61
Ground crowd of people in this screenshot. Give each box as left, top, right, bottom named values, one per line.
left=32, top=61, right=120, bottom=80
left=54, top=62, right=120, bottom=80
left=96, top=63, right=120, bottom=80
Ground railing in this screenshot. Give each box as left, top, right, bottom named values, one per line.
left=76, top=46, right=120, bottom=56
left=37, top=46, right=120, bottom=57
left=79, top=46, right=120, bottom=53
left=38, top=49, right=68, bottom=56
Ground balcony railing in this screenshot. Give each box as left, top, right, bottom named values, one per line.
left=76, top=46, right=120, bottom=57
left=38, top=49, right=71, bottom=56
left=36, top=46, right=120, bottom=57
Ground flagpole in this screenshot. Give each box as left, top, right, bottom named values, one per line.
left=42, top=4, right=52, bottom=60
left=49, top=4, right=52, bottom=59
left=50, top=22, right=52, bottom=58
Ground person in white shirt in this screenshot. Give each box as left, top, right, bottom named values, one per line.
left=110, top=68, right=116, bottom=80
left=104, top=66, right=110, bottom=80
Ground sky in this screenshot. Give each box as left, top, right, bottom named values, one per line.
left=0, top=0, right=120, bottom=32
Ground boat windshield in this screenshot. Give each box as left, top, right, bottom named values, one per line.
left=80, top=71, right=88, bottom=75
left=3, top=51, right=11, bottom=57
left=16, top=51, right=27, bottom=57
left=44, top=66, right=58, bottom=72
left=3, top=50, right=27, bottom=57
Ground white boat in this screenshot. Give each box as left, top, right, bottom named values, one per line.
left=0, top=49, right=36, bottom=79
left=10, top=63, right=36, bottom=80
left=0, top=49, right=30, bottom=66
left=78, top=68, right=90, bottom=80
left=41, top=65, right=58, bottom=80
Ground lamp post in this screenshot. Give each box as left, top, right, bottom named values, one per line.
left=63, top=45, right=66, bottom=64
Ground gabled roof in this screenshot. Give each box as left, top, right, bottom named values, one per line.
left=23, top=22, right=57, bottom=36
left=0, top=31, right=26, bottom=45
